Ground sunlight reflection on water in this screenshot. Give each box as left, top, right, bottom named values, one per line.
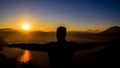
left=17, top=50, right=31, bottom=63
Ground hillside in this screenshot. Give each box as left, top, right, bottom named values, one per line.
left=100, top=26, right=120, bottom=36
left=0, top=26, right=120, bottom=44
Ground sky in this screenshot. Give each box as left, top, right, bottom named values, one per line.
left=0, top=0, right=120, bottom=32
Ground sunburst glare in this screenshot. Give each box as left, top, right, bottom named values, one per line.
left=23, top=24, right=30, bottom=31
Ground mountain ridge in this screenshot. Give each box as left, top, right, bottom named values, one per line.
left=0, top=26, right=120, bottom=34
left=100, top=26, right=120, bottom=35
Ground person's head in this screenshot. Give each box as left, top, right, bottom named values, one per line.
left=56, top=26, right=66, bottom=42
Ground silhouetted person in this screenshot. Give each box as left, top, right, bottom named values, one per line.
left=9, top=26, right=106, bottom=68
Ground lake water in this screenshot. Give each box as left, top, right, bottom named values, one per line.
left=0, top=47, right=49, bottom=68
left=0, top=45, right=105, bottom=68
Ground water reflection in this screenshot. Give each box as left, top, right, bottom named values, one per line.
left=17, top=50, right=31, bottom=63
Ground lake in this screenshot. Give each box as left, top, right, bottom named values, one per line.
left=0, top=45, right=105, bottom=68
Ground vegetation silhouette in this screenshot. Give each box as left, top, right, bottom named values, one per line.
left=9, top=26, right=107, bottom=68
left=0, top=57, right=44, bottom=68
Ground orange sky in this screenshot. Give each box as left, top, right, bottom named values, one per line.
left=0, top=20, right=109, bottom=32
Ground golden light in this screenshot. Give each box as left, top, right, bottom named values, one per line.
left=17, top=50, right=31, bottom=63
left=23, top=24, right=30, bottom=30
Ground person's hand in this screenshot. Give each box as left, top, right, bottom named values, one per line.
left=0, top=37, right=8, bottom=51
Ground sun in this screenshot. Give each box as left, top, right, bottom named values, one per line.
left=23, top=24, right=30, bottom=31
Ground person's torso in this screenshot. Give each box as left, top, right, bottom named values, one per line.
left=46, top=42, right=76, bottom=68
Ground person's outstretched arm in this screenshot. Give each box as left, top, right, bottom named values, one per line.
left=73, top=42, right=107, bottom=51
left=8, top=43, right=48, bottom=51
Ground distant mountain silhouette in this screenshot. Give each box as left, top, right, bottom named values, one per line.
left=0, top=26, right=120, bottom=43
left=1, top=26, right=120, bottom=34
left=0, top=28, right=17, bottom=32
left=100, top=26, right=120, bottom=35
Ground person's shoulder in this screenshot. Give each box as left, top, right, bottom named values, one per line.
left=46, top=42, right=56, bottom=45
left=67, top=41, right=79, bottom=45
